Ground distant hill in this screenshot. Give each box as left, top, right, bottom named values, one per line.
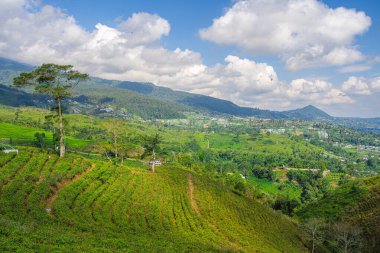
left=0, top=84, right=48, bottom=107
left=117, top=81, right=286, bottom=118
left=0, top=57, right=379, bottom=131
left=283, top=105, right=332, bottom=121
left=0, top=57, right=33, bottom=72
left=0, top=84, right=35, bottom=107
left=0, top=57, right=33, bottom=86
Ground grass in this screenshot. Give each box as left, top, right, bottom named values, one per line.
left=247, top=176, right=302, bottom=199
left=0, top=122, right=92, bottom=150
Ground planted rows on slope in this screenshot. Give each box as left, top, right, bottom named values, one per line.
left=0, top=150, right=308, bottom=252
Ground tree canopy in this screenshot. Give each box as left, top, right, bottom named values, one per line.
left=13, top=64, right=88, bottom=157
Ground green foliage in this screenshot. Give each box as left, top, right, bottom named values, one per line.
left=273, top=195, right=300, bottom=215
left=252, top=166, right=276, bottom=180
left=141, top=133, right=162, bottom=159
left=0, top=122, right=91, bottom=150
left=12, top=64, right=89, bottom=157
left=13, top=64, right=88, bottom=99
left=34, top=132, right=46, bottom=148
left=298, top=176, right=380, bottom=253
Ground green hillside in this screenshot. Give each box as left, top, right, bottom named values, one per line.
left=1, top=57, right=380, bottom=132
left=297, top=175, right=380, bottom=252
left=0, top=150, right=308, bottom=252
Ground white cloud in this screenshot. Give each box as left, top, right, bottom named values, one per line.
left=200, top=0, right=371, bottom=70
left=0, top=0, right=356, bottom=111
left=287, top=79, right=353, bottom=105
left=342, top=76, right=371, bottom=95
left=0, top=1, right=203, bottom=83
left=371, top=77, right=380, bottom=91
left=174, top=56, right=354, bottom=110
left=117, top=12, right=170, bottom=45
left=340, top=64, right=372, bottom=73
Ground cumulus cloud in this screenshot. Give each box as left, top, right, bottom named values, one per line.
left=0, top=0, right=202, bottom=82
left=0, top=0, right=356, bottom=111
left=200, top=0, right=371, bottom=70
left=117, top=12, right=170, bottom=45
left=286, top=79, right=353, bottom=105
left=178, top=56, right=354, bottom=110
left=342, top=76, right=371, bottom=95
left=341, top=76, right=380, bottom=94
left=371, top=77, right=380, bottom=92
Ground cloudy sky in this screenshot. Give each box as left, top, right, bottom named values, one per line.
left=0, top=0, right=379, bottom=117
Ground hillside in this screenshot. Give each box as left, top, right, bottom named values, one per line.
left=282, top=105, right=332, bottom=121
left=0, top=84, right=36, bottom=107
left=297, top=175, right=380, bottom=252
left=0, top=150, right=308, bottom=252
left=1, top=57, right=379, bottom=130
left=0, top=57, right=301, bottom=120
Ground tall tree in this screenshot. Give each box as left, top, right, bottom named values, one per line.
left=13, top=64, right=88, bottom=157
left=142, top=133, right=162, bottom=173
left=303, top=218, right=325, bottom=253
left=102, top=118, right=125, bottom=158
left=332, top=222, right=362, bottom=253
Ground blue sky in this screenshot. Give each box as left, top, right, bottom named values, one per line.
left=1, top=0, right=379, bottom=117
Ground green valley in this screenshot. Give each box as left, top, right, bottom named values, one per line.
left=1, top=103, right=379, bottom=252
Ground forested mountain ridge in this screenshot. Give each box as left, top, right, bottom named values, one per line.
left=0, top=57, right=379, bottom=132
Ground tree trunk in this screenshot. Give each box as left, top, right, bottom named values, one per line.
left=113, top=130, right=118, bottom=158
left=152, top=149, right=156, bottom=173
left=105, top=152, right=112, bottom=162
left=57, top=97, right=65, bottom=158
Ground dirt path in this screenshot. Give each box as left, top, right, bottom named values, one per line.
left=188, top=173, right=200, bottom=216
left=45, top=163, right=95, bottom=217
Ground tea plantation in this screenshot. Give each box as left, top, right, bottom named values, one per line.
left=0, top=150, right=308, bottom=252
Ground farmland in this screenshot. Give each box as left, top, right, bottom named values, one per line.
left=0, top=150, right=308, bottom=252
left=0, top=104, right=379, bottom=252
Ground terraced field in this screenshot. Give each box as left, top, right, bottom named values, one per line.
left=0, top=150, right=308, bottom=252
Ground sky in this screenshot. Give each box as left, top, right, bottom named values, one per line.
left=0, top=0, right=379, bottom=117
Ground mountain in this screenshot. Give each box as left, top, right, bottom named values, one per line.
left=117, top=81, right=285, bottom=118
left=0, top=57, right=288, bottom=119
left=283, top=105, right=380, bottom=133
left=0, top=84, right=36, bottom=107
left=0, top=57, right=33, bottom=86
left=283, top=105, right=332, bottom=121
left=0, top=57, right=33, bottom=72
left=0, top=57, right=379, bottom=131
left=117, top=81, right=286, bottom=118
left=0, top=150, right=309, bottom=252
